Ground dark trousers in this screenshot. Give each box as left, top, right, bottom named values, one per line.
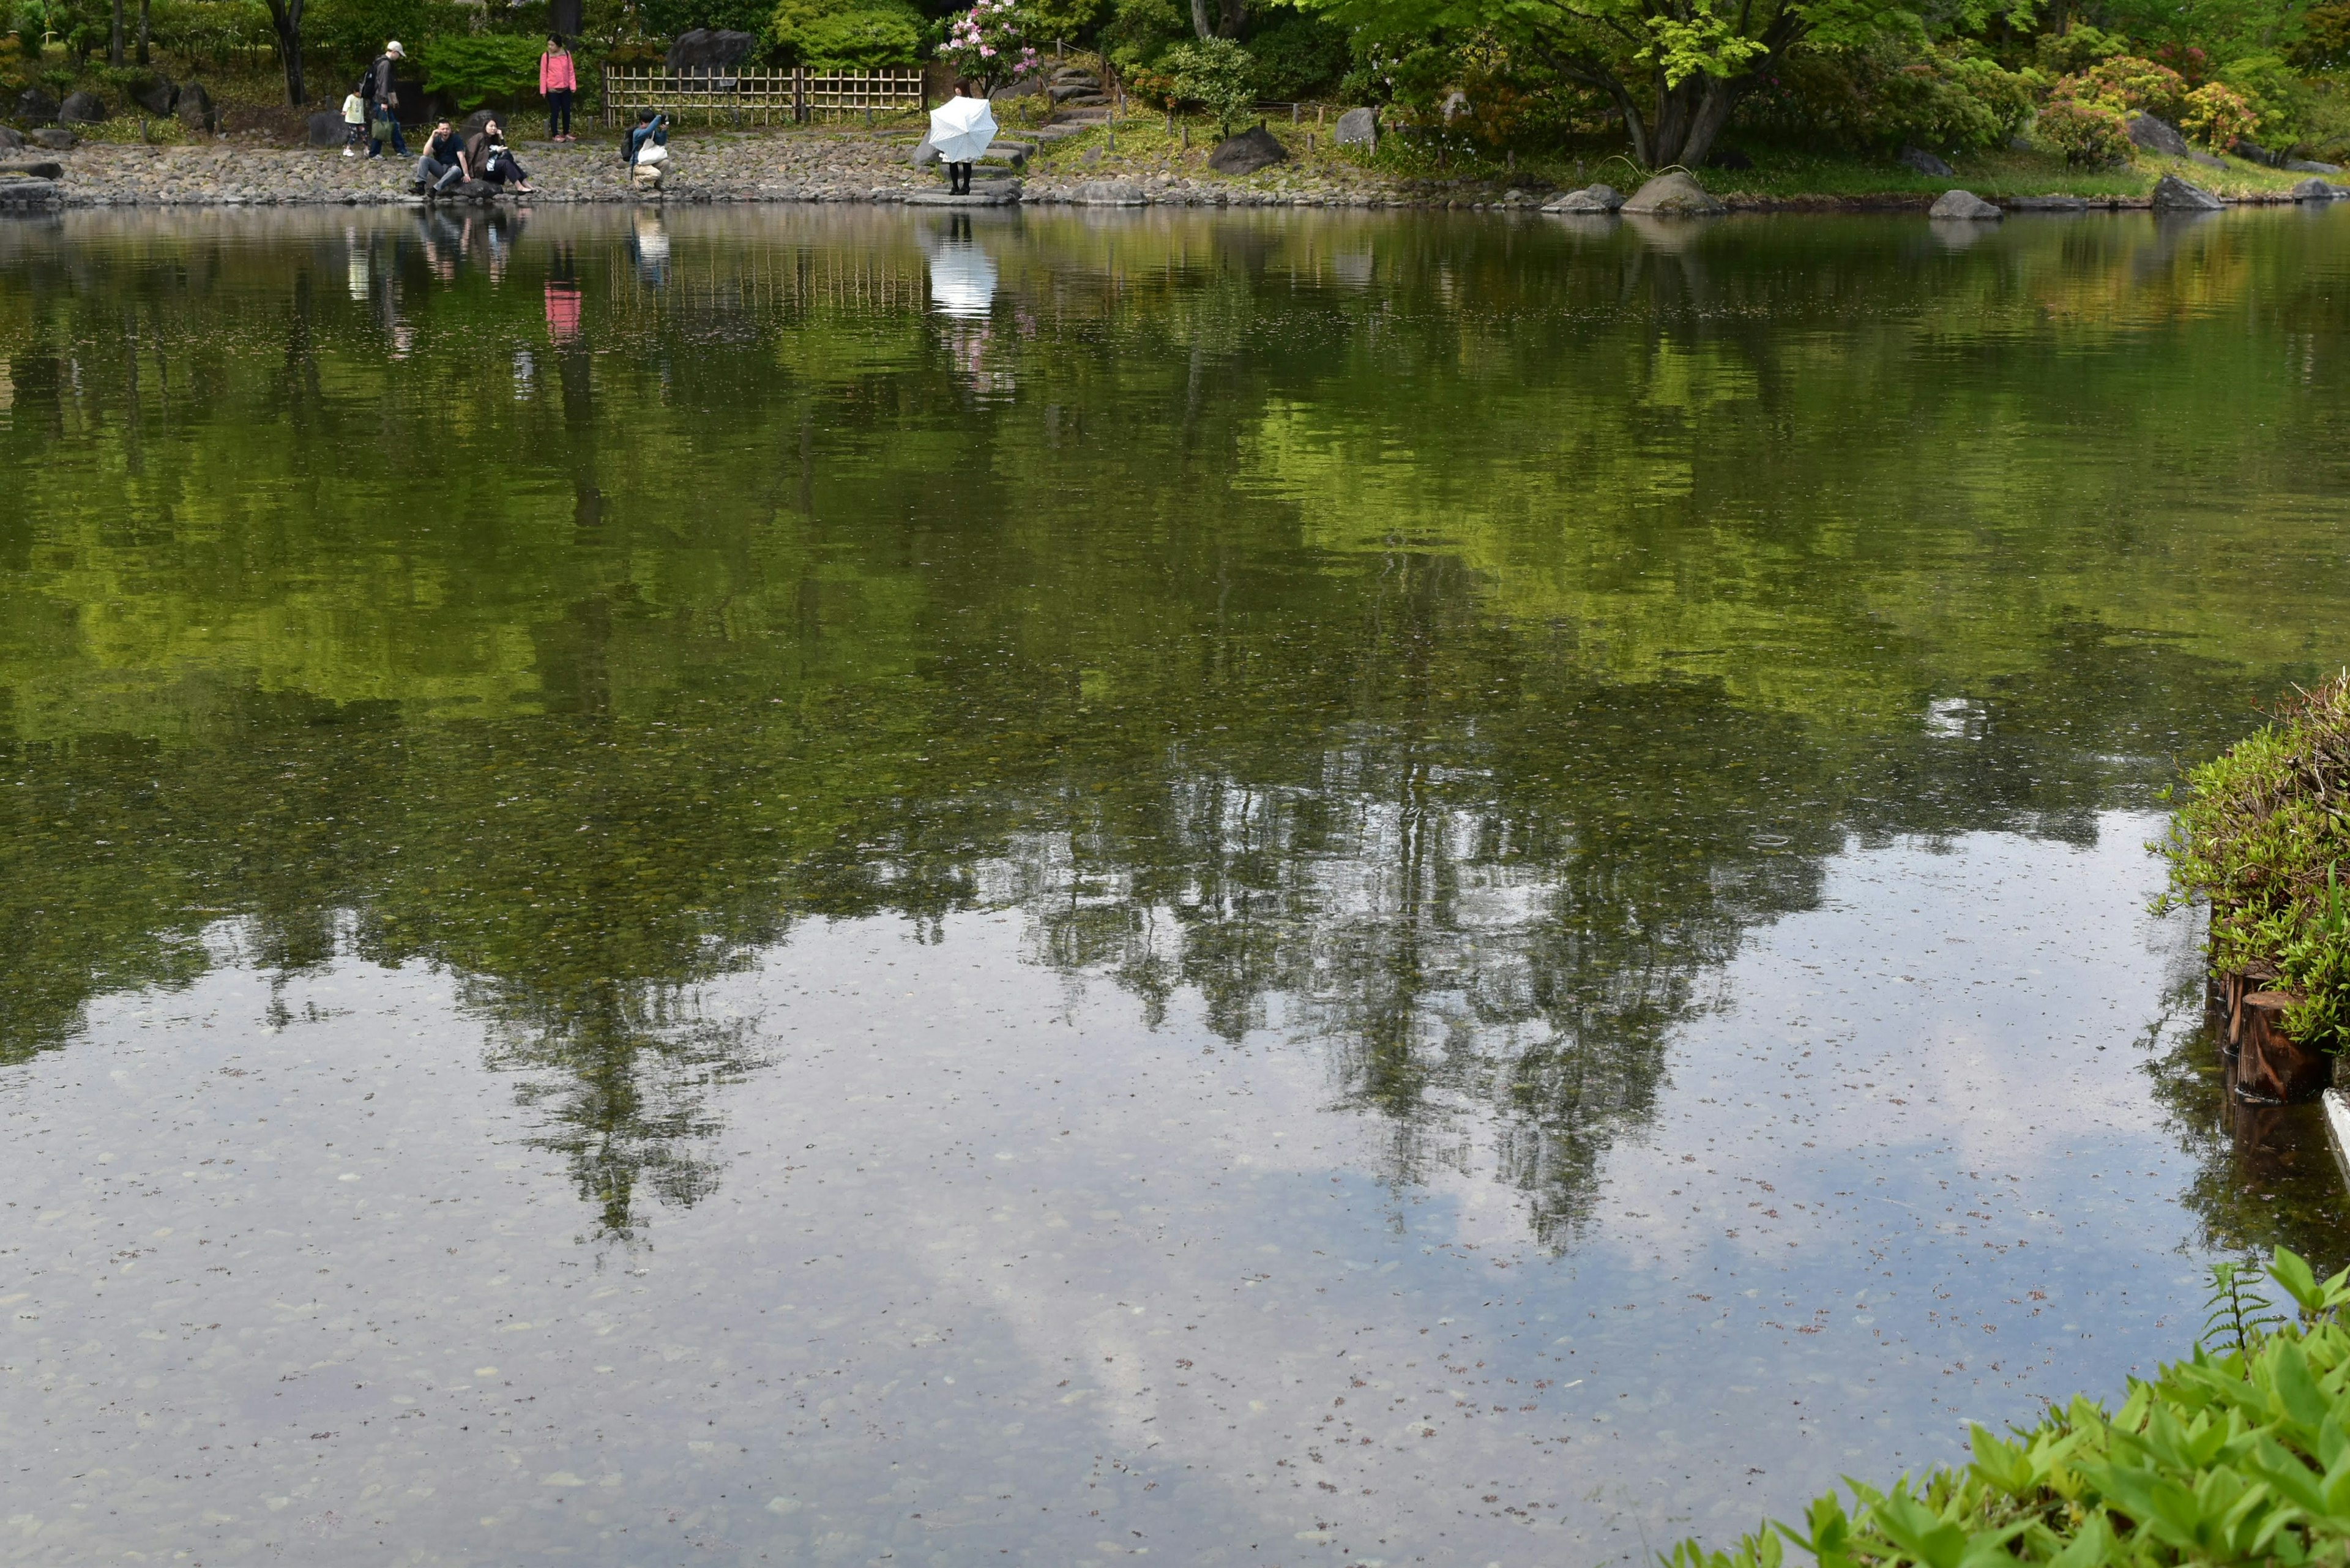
left=482, top=151, right=531, bottom=184
left=546, top=89, right=572, bottom=138
left=947, top=160, right=972, bottom=193
left=369, top=113, right=408, bottom=158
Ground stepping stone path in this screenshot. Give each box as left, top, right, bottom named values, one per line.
left=1031, top=65, right=1112, bottom=144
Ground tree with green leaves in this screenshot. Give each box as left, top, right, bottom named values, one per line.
left=1313, top=0, right=2033, bottom=170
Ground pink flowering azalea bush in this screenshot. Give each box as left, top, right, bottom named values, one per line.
left=937, top=0, right=1039, bottom=91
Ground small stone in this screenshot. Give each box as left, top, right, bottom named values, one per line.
left=2291, top=176, right=2337, bottom=202
left=1619, top=170, right=1723, bottom=216
left=2149, top=172, right=2224, bottom=211
left=1542, top=182, right=1622, bottom=213
left=1334, top=106, right=1378, bottom=149
left=1928, top=188, right=2001, bottom=220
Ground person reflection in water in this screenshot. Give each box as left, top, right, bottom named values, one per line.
left=631, top=209, right=670, bottom=286
left=545, top=244, right=582, bottom=345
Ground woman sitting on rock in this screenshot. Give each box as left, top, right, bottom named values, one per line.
left=466, top=118, right=536, bottom=193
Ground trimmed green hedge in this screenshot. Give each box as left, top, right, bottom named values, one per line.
left=1669, top=1250, right=2350, bottom=1568
left=2158, top=673, right=2350, bottom=1053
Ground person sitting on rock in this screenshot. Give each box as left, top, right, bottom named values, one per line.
left=414, top=119, right=469, bottom=195
left=467, top=117, right=536, bottom=193
left=622, top=108, right=669, bottom=190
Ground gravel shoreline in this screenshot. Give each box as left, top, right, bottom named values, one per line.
left=1, top=132, right=2324, bottom=212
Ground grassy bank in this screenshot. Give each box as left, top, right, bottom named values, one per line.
left=2161, top=673, right=2350, bottom=1053
left=1675, top=1250, right=2350, bottom=1568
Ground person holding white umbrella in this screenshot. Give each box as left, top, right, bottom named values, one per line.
left=928, top=79, right=995, bottom=196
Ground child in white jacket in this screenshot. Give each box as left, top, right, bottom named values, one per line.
left=340, top=89, right=365, bottom=157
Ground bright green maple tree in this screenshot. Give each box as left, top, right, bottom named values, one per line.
left=1313, top=0, right=2034, bottom=169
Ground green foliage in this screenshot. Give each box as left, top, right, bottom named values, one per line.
left=1020, top=0, right=1099, bottom=47
left=2215, top=53, right=2309, bottom=145
left=2031, top=93, right=2133, bottom=163
left=1671, top=1249, right=2350, bottom=1568
left=2206, top=1260, right=2288, bottom=1355
left=306, top=0, right=468, bottom=80
left=2034, top=23, right=2124, bottom=75
left=2159, top=673, right=2350, bottom=1055
left=142, top=0, right=276, bottom=70
left=417, top=31, right=542, bottom=106
left=1098, top=0, right=1184, bottom=72
left=2288, top=2, right=2350, bottom=71
left=2067, top=54, right=2190, bottom=121
left=641, top=0, right=770, bottom=42
left=1244, top=8, right=1347, bottom=98
left=768, top=0, right=922, bottom=65
left=1162, top=32, right=1251, bottom=131
left=1753, top=34, right=2035, bottom=152
left=2180, top=80, right=2259, bottom=149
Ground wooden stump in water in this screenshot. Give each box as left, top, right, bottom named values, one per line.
left=2234, top=990, right=2330, bottom=1103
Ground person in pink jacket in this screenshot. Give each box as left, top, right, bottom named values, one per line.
left=540, top=36, right=578, bottom=142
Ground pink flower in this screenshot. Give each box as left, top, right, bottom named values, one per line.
left=979, top=43, right=994, bottom=54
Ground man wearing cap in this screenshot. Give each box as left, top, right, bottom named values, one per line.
left=365, top=40, right=408, bottom=158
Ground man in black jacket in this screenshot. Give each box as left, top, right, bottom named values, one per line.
left=414, top=119, right=469, bottom=195
left=365, top=40, right=407, bottom=158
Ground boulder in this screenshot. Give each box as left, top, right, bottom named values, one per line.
left=1333, top=105, right=1377, bottom=149
left=0, top=160, right=63, bottom=178
left=0, top=176, right=62, bottom=207
left=0, top=126, right=21, bottom=150
left=2287, top=157, right=2345, bottom=174
left=129, top=74, right=176, bottom=116
left=459, top=108, right=496, bottom=139
left=665, top=28, right=755, bottom=75
left=1619, top=170, right=1723, bottom=216
left=2291, top=176, right=2337, bottom=201
left=1928, top=187, right=2001, bottom=220
left=307, top=109, right=348, bottom=147
left=1542, top=182, right=1622, bottom=213
left=983, top=140, right=1030, bottom=168
left=27, top=127, right=77, bottom=150
left=2126, top=113, right=2189, bottom=158
left=988, top=71, right=1049, bottom=101
left=908, top=135, right=941, bottom=167
left=1206, top=124, right=1287, bottom=175
left=1072, top=177, right=1146, bottom=204
left=58, top=89, right=108, bottom=125
left=1899, top=145, right=1954, bottom=177
left=2150, top=172, right=2223, bottom=211
left=16, top=86, right=59, bottom=124
left=176, top=82, right=214, bottom=132
left=2232, top=137, right=2285, bottom=167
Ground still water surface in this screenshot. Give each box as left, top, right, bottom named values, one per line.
left=4, top=203, right=2350, bottom=1564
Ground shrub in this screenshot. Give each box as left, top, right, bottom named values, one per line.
left=1097, top=0, right=1184, bottom=74
left=933, top=0, right=1037, bottom=90
left=2217, top=53, right=2310, bottom=145
left=1669, top=1248, right=2350, bottom=1568
left=143, top=0, right=275, bottom=72
left=2034, top=23, right=2125, bottom=75
left=417, top=32, right=543, bottom=108
left=1755, top=35, right=2035, bottom=153
left=2160, top=671, right=2350, bottom=1054
left=770, top=0, right=922, bottom=67
left=1019, top=0, right=1097, bottom=50
left=307, top=0, right=469, bottom=83
left=2070, top=53, right=2190, bottom=121
left=2180, top=80, right=2260, bottom=149
left=1161, top=34, right=1252, bottom=133
left=2289, top=1, right=2350, bottom=71
left=1244, top=10, right=1348, bottom=100
left=2034, top=94, right=2134, bottom=163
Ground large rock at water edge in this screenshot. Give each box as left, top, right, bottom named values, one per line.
left=1928, top=188, right=2001, bottom=220
left=2292, top=176, right=2338, bottom=201
left=2150, top=173, right=2223, bottom=211
left=2127, top=113, right=2189, bottom=158
left=1206, top=125, right=1288, bottom=175
left=58, top=89, right=108, bottom=126
left=1900, top=145, right=1954, bottom=177
left=0, top=159, right=64, bottom=178
left=1334, top=106, right=1377, bottom=149
left=16, top=86, right=59, bottom=124
left=307, top=109, right=348, bottom=147
left=1072, top=178, right=1146, bottom=205
left=1542, top=182, right=1622, bottom=212
left=666, top=28, right=755, bottom=74
left=1619, top=170, right=1723, bottom=216
left=176, top=83, right=214, bottom=132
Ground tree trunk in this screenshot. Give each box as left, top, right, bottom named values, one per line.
left=1643, top=70, right=1742, bottom=170
left=1217, top=0, right=1244, bottom=37
left=1190, top=0, right=1212, bottom=39
left=267, top=0, right=305, bottom=105
left=136, top=0, right=149, bottom=65
left=109, top=0, right=123, bottom=67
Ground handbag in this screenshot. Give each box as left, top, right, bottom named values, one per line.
left=635, top=141, right=668, bottom=167
left=371, top=113, right=395, bottom=141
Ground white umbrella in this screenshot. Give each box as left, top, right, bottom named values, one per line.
left=925, top=234, right=998, bottom=318
left=927, top=95, right=997, bottom=165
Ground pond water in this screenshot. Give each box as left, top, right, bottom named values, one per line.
left=4, top=202, right=2350, bottom=1566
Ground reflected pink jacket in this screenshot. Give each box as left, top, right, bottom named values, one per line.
left=540, top=51, right=577, bottom=94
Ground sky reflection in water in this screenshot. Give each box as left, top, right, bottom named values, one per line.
left=3, top=204, right=2350, bottom=1564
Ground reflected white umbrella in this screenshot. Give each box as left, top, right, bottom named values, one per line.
left=927, top=95, right=997, bottom=165
left=925, top=234, right=998, bottom=319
